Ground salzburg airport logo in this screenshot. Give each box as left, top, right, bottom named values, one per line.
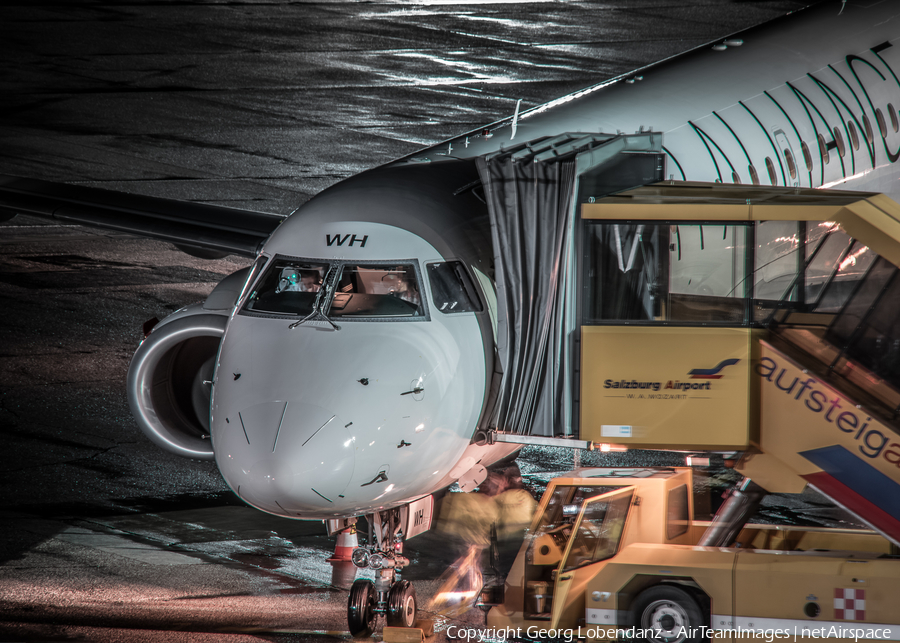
left=688, top=358, right=740, bottom=379
left=603, top=358, right=740, bottom=397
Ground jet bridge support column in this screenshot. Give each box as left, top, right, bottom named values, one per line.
left=698, top=477, right=767, bottom=547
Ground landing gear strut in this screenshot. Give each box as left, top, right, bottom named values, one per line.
left=347, top=508, right=417, bottom=637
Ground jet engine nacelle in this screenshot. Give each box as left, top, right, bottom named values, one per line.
left=126, top=267, right=250, bottom=460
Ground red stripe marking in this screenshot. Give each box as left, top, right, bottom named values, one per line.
left=803, top=472, right=900, bottom=543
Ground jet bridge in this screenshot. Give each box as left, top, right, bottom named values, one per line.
left=578, top=182, right=900, bottom=544
left=478, top=133, right=900, bottom=543
left=475, top=132, right=665, bottom=439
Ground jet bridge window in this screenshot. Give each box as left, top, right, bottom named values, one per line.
left=329, top=263, right=424, bottom=318
left=426, top=261, right=482, bottom=314
left=583, top=222, right=749, bottom=325
left=243, top=259, right=327, bottom=315
left=753, top=221, right=876, bottom=320
left=754, top=220, right=800, bottom=301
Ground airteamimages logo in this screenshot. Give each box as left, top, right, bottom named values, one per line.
left=688, top=358, right=741, bottom=379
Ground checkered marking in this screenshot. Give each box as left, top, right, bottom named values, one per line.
left=834, top=588, right=866, bottom=621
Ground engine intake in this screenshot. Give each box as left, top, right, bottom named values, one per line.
left=127, top=312, right=227, bottom=460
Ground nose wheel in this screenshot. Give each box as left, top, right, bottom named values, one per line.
left=347, top=576, right=418, bottom=637
left=347, top=508, right=418, bottom=636
left=348, top=579, right=377, bottom=637
left=387, top=580, right=417, bottom=628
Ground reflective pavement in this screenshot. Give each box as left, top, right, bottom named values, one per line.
left=0, top=1, right=824, bottom=641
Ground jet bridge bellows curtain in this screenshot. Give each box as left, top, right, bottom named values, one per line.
left=476, top=155, right=576, bottom=437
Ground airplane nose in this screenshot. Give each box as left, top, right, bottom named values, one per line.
left=213, top=401, right=355, bottom=515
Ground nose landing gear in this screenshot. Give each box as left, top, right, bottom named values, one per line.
left=347, top=571, right=418, bottom=636
left=348, top=508, right=418, bottom=637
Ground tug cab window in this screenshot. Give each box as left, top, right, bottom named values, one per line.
left=666, top=484, right=689, bottom=539
left=427, top=261, right=483, bottom=313
left=524, top=484, right=623, bottom=619
left=329, top=264, right=424, bottom=318
left=243, top=259, right=327, bottom=315
left=560, top=487, right=633, bottom=571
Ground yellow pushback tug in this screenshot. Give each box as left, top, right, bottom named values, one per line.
left=485, top=467, right=900, bottom=642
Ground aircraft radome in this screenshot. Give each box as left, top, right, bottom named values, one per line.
left=3, top=0, right=900, bottom=635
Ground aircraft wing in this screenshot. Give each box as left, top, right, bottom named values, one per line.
left=0, top=174, right=285, bottom=258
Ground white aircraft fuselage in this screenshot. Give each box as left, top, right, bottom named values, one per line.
left=440, top=1, right=900, bottom=203
left=211, top=163, right=513, bottom=519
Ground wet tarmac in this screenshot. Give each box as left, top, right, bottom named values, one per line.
left=1, top=1, right=829, bottom=641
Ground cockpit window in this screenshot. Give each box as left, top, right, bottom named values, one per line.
left=242, top=258, right=428, bottom=321
left=427, top=261, right=483, bottom=313
left=328, top=264, right=424, bottom=318
left=243, top=259, right=327, bottom=315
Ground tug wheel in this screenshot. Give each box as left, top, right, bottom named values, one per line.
left=348, top=579, right=377, bottom=637
left=632, top=585, right=706, bottom=643
left=386, top=580, right=417, bottom=628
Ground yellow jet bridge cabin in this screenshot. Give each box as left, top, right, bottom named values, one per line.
left=486, top=468, right=900, bottom=642
left=572, top=181, right=900, bottom=547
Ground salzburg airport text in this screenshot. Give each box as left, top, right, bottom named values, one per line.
left=603, top=379, right=712, bottom=391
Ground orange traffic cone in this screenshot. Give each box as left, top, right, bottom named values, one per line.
left=326, top=525, right=358, bottom=562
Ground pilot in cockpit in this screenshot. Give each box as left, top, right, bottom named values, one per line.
left=276, top=267, right=321, bottom=293
left=387, top=269, right=421, bottom=307
left=298, top=270, right=321, bottom=292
